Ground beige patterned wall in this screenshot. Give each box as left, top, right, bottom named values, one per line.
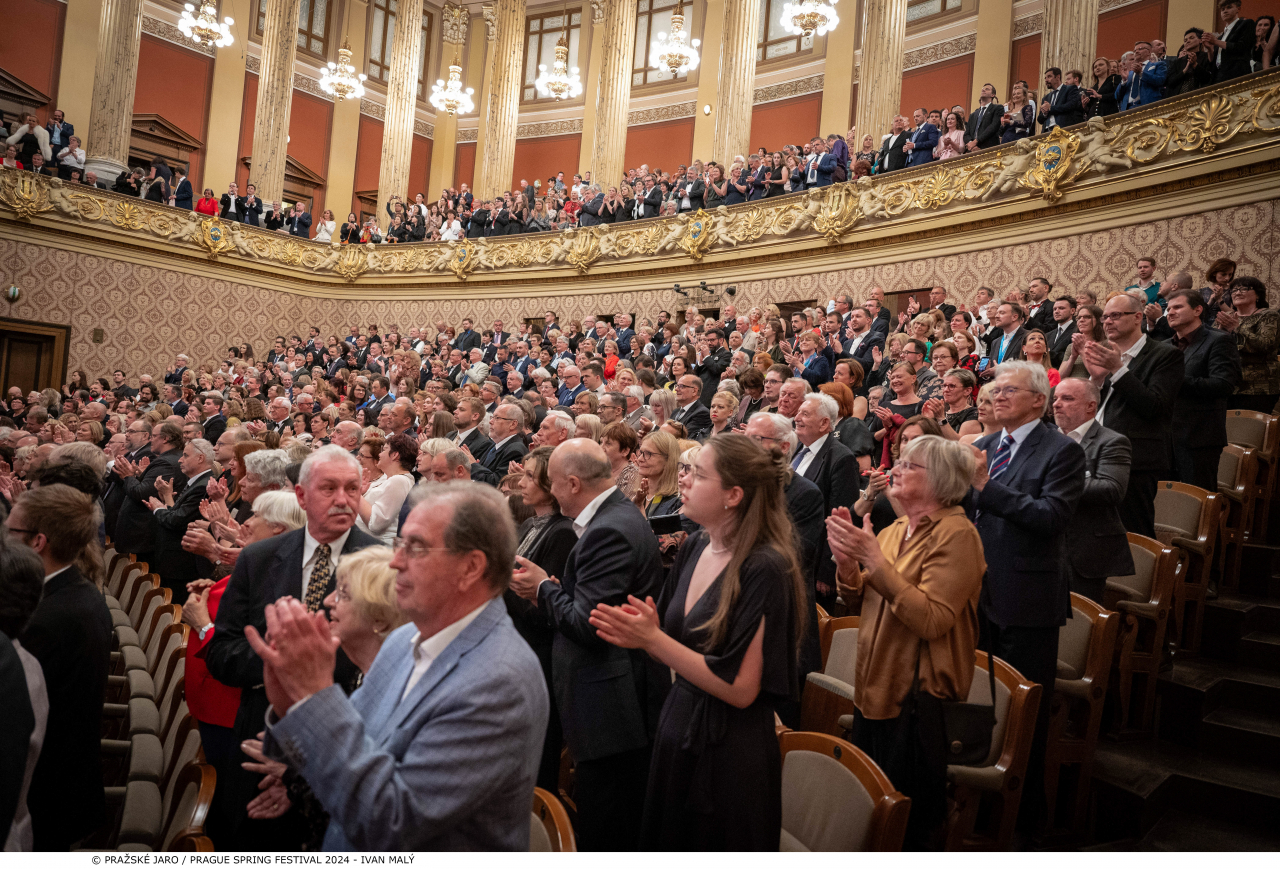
left=4, top=198, right=1277, bottom=381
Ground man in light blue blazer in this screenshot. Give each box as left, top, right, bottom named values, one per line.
left=253, top=482, right=549, bottom=851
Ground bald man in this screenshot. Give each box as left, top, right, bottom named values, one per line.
left=508, top=440, right=667, bottom=851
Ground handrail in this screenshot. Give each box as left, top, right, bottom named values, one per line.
left=3, top=69, right=1280, bottom=285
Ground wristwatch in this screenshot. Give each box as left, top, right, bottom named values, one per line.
left=197, top=623, right=214, bottom=641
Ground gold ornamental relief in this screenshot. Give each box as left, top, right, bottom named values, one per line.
left=1018, top=126, right=1081, bottom=203
left=195, top=218, right=237, bottom=259
left=678, top=209, right=715, bottom=261
left=334, top=245, right=369, bottom=282
left=0, top=171, right=53, bottom=220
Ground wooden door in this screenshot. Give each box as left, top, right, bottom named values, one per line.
left=0, top=318, right=70, bottom=397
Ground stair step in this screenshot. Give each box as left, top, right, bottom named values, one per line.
left=1135, top=808, right=1280, bottom=851
left=1240, top=630, right=1280, bottom=672
left=1201, top=706, right=1280, bottom=765
left=1157, top=657, right=1280, bottom=743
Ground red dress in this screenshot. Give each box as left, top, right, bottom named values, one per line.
left=195, top=197, right=218, bottom=216
left=186, top=578, right=241, bottom=728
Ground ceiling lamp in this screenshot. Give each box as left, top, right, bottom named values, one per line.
left=650, top=0, right=700, bottom=77
left=178, top=1, right=234, bottom=47
left=320, top=38, right=367, bottom=102
left=781, top=0, right=839, bottom=38
left=535, top=32, right=583, bottom=100
left=430, top=56, right=475, bottom=116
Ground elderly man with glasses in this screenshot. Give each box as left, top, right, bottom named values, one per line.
left=669, top=375, right=712, bottom=440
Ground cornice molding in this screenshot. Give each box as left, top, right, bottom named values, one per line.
left=141, top=15, right=217, bottom=57
left=516, top=118, right=584, bottom=138
left=754, top=74, right=825, bottom=105
left=360, top=99, right=386, bottom=120
left=902, top=32, right=977, bottom=70
left=627, top=102, right=696, bottom=126
left=246, top=54, right=261, bottom=74
left=457, top=127, right=479, bottom=142
left=292, top=72, right=333, bottom=102
left=1013, top=12, right=1043, bottom=39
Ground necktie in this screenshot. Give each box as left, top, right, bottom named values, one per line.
left=304, top=543, right=332, bottom=612
left=988, top=435, right=1014, bottom=481
left=791, top=445, right=810, bottom=471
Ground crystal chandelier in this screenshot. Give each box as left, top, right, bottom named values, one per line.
left=320, top=39, right=367, bottom=102
left=781, top=0, right=839, bottom=38
left=178, top=1, right=234, bottom=47
left=650, top=0, right=701, bottom=77
left=430, top=56, right=475, bottom=116
left=535, top=31, right=583, bottom=100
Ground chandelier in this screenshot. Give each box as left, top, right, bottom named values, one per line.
left=780, top=0, right=839, bottom=38
left=650, top=0, right=701, bottom=77
left=535, top=32, right=582, bottom=100
left=320, top=39, right=367, bottom=102
left=178, top=1, right=234, bottom=47
left=430, top=56, right=475, bottom=116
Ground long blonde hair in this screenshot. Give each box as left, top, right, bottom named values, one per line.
left=696, top=435, right=805, bottom=656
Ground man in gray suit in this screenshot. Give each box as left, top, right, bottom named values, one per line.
left=1053, top=378, right=1135, bottom=603
left=253, top=481, right=548, bottom=850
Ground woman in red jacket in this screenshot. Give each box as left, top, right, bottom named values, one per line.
left=194, top=187, right=219, bottom=216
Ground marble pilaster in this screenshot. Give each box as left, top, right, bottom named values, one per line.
left=84, top=0, right=145, bottom=180
left=250, top=0, right=303, bottom=203
left=473, top=0, right=525, bottom=198
left=377, top=0, right=427, bottom=226
left=1040, top=0, right=1098, bottom=84
left=711, top=0, right=762, bottom=163
left=588, top=0, right=637, bottom=186
left=854, top=0, right=908, bottom=153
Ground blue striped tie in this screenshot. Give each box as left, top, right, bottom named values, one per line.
left=988, top=434, right=1014, bottom=481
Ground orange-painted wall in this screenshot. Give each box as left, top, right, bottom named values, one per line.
left=406, top=134, right=433, bottom=199
left=624, top=118, right=694, bottom=176
left=235, top=73, right=258, bottom=192
left=1098, top=0, right=1168, bottom=63
left=901, top=55, right=975, bottom=118
left=454, top=142, right=476, bottom=190
left=749, top=93, right=823, bottom=153
left=1009, top=35, right=1043, bottom=100
left=285, top=90, right=332, bottom=219
left=2, top=0, right=64, bottom=122
left=512, top=134, right=581, bottom=191
left=132, top=36, right=214, bottom=187
left=352, top=114, right=383, bottom=217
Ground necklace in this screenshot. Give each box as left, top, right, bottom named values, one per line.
left=708, top=541, right=732, bottom=556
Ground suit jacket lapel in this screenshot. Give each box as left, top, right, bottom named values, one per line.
left=802, top=438, right=830, bottom=485
left=270, top=530, right=306, bottom=601
left=1003, top=422, right=1047, bottom=482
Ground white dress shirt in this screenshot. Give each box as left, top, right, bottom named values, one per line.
left=1095, top=333, right=1146, bottom=420
left=794, top=433, right=828, bottom=476
left=401, top=601, right=490, bottom=700
left=997, top=419, right=1042, bottom=465
left=43, top=565, right=72, bottom=586
left=1065, top=420, right=1094, bottom=444
left=301, top=527, right=351, bottom=600
left=571, top=486, right=618, bottom=538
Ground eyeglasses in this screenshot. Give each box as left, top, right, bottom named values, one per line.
left=895, top=460, right=929, bottom=474
left=636, top=449, right=664, bottom=461
left=675, top=383, right=697, bottom=390
left=988, top=386, right=1033, bottom=398
left=391, top=537, right=452, bottom=559
left=1101, top=311, right=1141, bottom=321
left=747, top=434, right=779, bottom=445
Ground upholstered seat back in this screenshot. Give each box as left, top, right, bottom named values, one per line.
left=1155, top=488, right=1202, bottom=539
left=1056, top=605, right=1093, bottom=681
left=1219, top=448, right=1242, bottom=488
left=1110, top=542, right=1156, bottom=601
left=529, top=814, right=553, bottom=851
left=963, top=660, right=1012, bottom=768
left=824, top=627, right=858, bottom=685
left=780, top=749, right=876, bottom=851
left=1226, top=413, right=1267, bottom=450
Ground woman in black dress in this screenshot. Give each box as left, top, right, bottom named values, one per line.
left=508, top=447, right=578, bottom=792
left=590, top=434, right=805, bottom=850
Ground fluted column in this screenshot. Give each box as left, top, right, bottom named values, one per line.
left=83, top=0, right=145, bottom=180
left=588, top=0, right=638, bottom=187
left=377, top=0, right=427, bottom=227
left=1040, top=0, right=1098, bottom=85
left=250, top=0, right=303, bottom=203
left=473, top=0, right=525, bottom=198
left=711, top=0, right=761, bottom=164
left=427, top=4, right=470, bottom=197
left=855, top=0, right=907, bottom=155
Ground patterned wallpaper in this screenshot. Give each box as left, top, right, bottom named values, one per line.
left=4, top=199, right=1276, bottom=380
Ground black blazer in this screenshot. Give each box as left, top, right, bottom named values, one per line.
left=1172, top=326, right=1242, bottom=449
left=1099, top=338, right=1185, bottom=473
left=676, top=177, right=705, bottom=211
left=112, top=448, right=186, bottom=554
left=800, top=435, right=859, bottom=593
left=152, top=470, right=214, bottom=595
left=241, top=196, right=264, bottom=227
left=878, top=131, right=910, bottom=172
left=964, top=101, right=1002, bottom=149
left=1067, top=422, right=1135, bottom=580
left=1025, top=300, right=1056, bottom=332
left=844, top=331, right=884, bottom=387
left=785, top=472, right=825, bottom=678
left=21, top=565, right=113, bottom=849
left=1039, top=83, right=1086, bottom=129
left=694, top=346, right=732, bottom=406
left=1214, top=17, right=1255, bottom=81
left=452, top=428, right=494, bottom=465
left=203, top=413, right=227, bottom=444
left=538, top=490, right=667, bottom=762
left=484, top=435, right=528, bottom=474
left=172, top=178, right=194, bottom=210
left=1045, top=320, right=1077, bottom=368
left=579, top=194, right=605, bottom=227
left=982, top=325, right=1028, bottom=366
left=671, top=400, right=712, bottom=441
left=504, top=513, right=578, bottom=691
left=218, top=193, right=245, bottom=222
left=103, top=445, right=150, bottom=540
left=969, top=422, right=1085, bottom=627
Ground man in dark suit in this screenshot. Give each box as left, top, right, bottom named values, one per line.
left=286, top=201, right=312, bottom=238
left=364, top=376, right=394, bottom=417
left=747, top=155, right=771, bottom=200
left=671, top=375, right=713, bottom=440
left=1205, top=0, right=1254, bottom=82
left=982, top=302, right=1029, bottom=373
left=241, top=183, right=264, bottom=227
left=794, top=393, right=859, bottom=608
left=1165, top=287, right=1242, bottom=490
left=165, top=353, right=190, bottom=385
left=104, top=420, right=153, bottom=538
left=455, top=318, right=483, bottom=354
left=693, top=328, right=732, bottom=406
left=9, top=484, right=113, bottom=850
left=1045, top=296, right=1078, bottom=367
left=1114, top=45, right=1168, bottom=110
left=1088, top=292, right=1185, bottom=537
left=449, top=397, right=494, bottom=465
left=111, top=420, right=187, bottom=566
left=579, top=187, right=605, bottom=226
left=866, top=289, right=892, bottom=337
left=878, top=115, right=911, bottom=173
left=1024, top=277, right=1057, bottom=331
left=45, top=109, right=73, bottom=154
left=466, top=203, right=488, bottom=238
left=639, top=176, right=663, bottom=217
left=204, top=446, right=383, bottom=848
left=674, top=169, right=705, bottom=211
left=926, top=286, right=957, bottom=323
left=968, top=361, right=1085, bottom=830
left=171, top=166, right=193, bottom=210
left=904, top=108, right=939, bottom=168
left=199, top=392, right=228, bottom=444
left=483, top=405, right=528, bottom=475
left=510, top=440, right=667, bottom=852
left=840, top=306, right=884, bottom=389
left=1053, top=379, right=1135, bottom=604
left=964, top=84, right=1003, bottom=151
left=218, top=181, right=244, bottom=221
left=1038, top=67, right=1085, bottom=130
left=148, top=438, right=216, bottom=597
